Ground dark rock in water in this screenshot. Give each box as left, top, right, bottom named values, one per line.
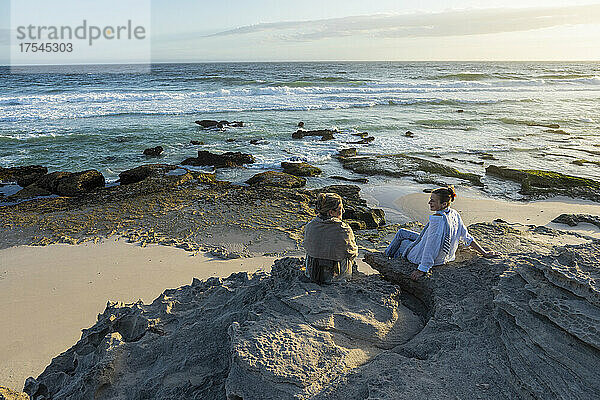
left=351, top=132, right=369, bottom=139
left=195, top=120, right=243, bottom=129
left=336, top=148, right=357, bottom=158
left=572, top=158, right=600, bottom=167
left=226, top=138, right=236, bottom=142
left=526, top=122, right=560, bottom=129
left=182, top=151, right=255, bottom=168
left=479, top=153, right=497, bottom=160
left=250, top=138, right=269, bottom=145
left=246, top=171, right=306, bottom=188
left=486, top=165, right=600, bottom=201
left=313, top=185, right=385, bottom=229
left=348, top=136, right=375, bottom=145
left=143, top=146, right=164, bottom=157
left=404, top=131, right=415, bottom=138
left=190, top=140, right=205, bottom=145
left=297, top=121, right=304, bottom=128
left=195, top=119, right=220, bottom=128
left=292, top=129, right=337, bottom=141
left=0, top=165, right=47, bottom=186
left=281, top=162, right=321, bottom=177
left=552, top=214, right=600, bottom=229
left=456, top=109, right=464, bottom=113
left=544, top=129, right=569, bottom=135
left=339, top=154, right=482, bottom=187
left=329, top=175, right=369, bottom=184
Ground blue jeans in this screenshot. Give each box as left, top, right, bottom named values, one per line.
left=385, top=228, right=419, bottom=258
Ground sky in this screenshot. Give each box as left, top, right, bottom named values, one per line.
left=1, top=0, right=600, bottom=63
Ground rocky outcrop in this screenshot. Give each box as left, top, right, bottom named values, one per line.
left=336, top=148, right=357, bottom=158
left=9, top=170, right=105, bottom=199
left=143, top=146, right=164, bottom=157
left=292, top=129, right=338, bottom=141
left=118, top=164, right=216, bottom=192
left=339, top=154, right=482, bottom=186
left=246, top=171, right=306, bottom=188
left=24, top=258, right=423, bottom=400
left=195, top=120, right=244, bottom=129
left=0, top=165, right=47, bottom=187
left=365, top=222, right=600, bottom=400
left=25, top=222, right=600, bottom=399
left=347, top=136, right=375, bottom=145
left=281, top=162, right=321, bottom=177
left=552, top=213, right=600, bottom=229
left=486, top=165, right=600, bottom=201
left=182, top=151, right=255, bottom=168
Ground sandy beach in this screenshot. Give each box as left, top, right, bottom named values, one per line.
left=0, top=240, right=277, bottom=391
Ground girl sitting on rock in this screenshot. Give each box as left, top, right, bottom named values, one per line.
left=303, top=193, right=358, bottom=284
left=386, top=186, right=497, bottom=280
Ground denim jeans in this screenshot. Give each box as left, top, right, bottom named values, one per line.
left=385, top=228, right=419, bottom=258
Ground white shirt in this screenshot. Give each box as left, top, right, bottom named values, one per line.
left=404, top=208, right=474, bottom=273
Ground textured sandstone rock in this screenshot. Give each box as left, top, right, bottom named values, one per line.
left=21, top=223, right=600, bottom=400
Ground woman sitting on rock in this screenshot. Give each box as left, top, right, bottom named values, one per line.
left=386, top=186, right=497, bottom=281
left=303, top=193, right=358, bottom=284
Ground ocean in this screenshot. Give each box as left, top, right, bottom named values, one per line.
left=1, top=61, right=599, bottom=193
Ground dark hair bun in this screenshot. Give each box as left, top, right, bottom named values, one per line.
left=447, top=185, right=456, bottom=201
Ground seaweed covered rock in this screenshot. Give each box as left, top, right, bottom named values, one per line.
left=0, top=165, right=48, bottom=187
left=246, top=171, right=306, bottom=188
left=118, top=164, right=214, bottom=189
left=9, top=170, right=105, bottom=199
left=195, top=120, right=244, bottom=129
left=486, top=165, right=600, bottom=201
left=339, top=154, right=482, bottom=186
left=182, top=150, right=255, bottom=168
left=281, top=162, right=322, bottom=177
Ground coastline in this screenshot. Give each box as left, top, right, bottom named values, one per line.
left=2, top=183, right=599, bottom=391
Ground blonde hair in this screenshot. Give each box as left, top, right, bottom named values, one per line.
left=315, top=193, right=343, bottom=218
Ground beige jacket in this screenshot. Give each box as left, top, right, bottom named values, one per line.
left=303, top=217, right=358, bottom=261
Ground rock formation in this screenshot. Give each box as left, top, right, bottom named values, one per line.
left=23, top=221, right=600, bottom=399
left=292, top=129, right=338, bottom=141
left=280, top=162, right=321, bottom=177
left=246, top=171, right=307, bottom=188
left=143, top=146, right=164, bottom=157
left=182, top=151, right=255, bottom=168
left=9, top=170, right=105, bottom=199
left=486, top=165, right=600, bottom=201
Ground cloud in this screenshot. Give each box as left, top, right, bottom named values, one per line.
left=207, top=5, right=600, bottom=42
